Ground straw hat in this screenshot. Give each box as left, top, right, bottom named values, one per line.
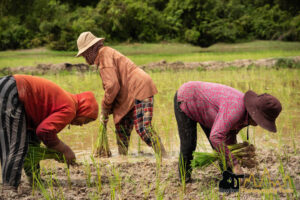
left=76, top=32, right=105, bottom=57
left=244, top=90, right=282, bottom=132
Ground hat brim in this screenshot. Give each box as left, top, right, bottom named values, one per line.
left=75, top=38, right=105, bottom=57
left=244, top=90, right=277, bottom=132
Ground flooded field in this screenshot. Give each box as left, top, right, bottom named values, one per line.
left=55, top=68, right=300, bottom=156
left=1, top=67, right=299, bottom=199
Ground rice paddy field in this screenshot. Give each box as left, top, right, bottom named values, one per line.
left=0, top=41, right=299, bottom=199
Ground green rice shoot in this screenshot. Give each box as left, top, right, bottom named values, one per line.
left=95, top=122, right=112, bottom=157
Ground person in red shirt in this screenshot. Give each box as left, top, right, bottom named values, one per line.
left=0, top=75, right=98, bottom=192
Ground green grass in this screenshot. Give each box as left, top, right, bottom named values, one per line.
left=0, top=40, right=300, bottom=68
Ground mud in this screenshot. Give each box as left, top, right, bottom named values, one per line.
left=1, top=56, right=299, bottom=75
left=1, top=146, right=299, bottom=199
left=140, top=56, right=300, bottom=71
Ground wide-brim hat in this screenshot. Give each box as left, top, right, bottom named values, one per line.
left=76, top=32, right=105, bottom=57
left=244, top=90, right=282, bottom=132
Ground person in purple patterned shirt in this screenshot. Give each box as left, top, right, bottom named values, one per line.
left=174, top=81, right=282, bottom=182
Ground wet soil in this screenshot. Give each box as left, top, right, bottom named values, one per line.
left=1, top=146, right=299, bottom=200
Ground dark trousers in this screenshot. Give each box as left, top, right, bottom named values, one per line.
left=0, top=76, right=28, bottom=188
left=0, top=76, right=41, bottom=188
left=174, top=92, right=213, bottom=182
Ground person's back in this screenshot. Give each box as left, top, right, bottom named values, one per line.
left=13, top=74, right=76, bottom=129
left=96, top=46, right=157, bottom=123
left=174, top=81, right=282, bottom=182
left=0, top=74, right=98, bottom=192
left=177, top=81, right=245, bottom=128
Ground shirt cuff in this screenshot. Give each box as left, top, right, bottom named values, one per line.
left=101, top=99, right=112, bottom=110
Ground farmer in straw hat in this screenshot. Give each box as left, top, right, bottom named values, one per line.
left=0, top=75, right=98, bottom=193
left=174, top=81, right=282, bottom=182
left=76, top=31, right=167, bottom=157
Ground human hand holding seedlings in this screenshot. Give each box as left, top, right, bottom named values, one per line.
left=100, top=108, right=110, bottom=126
left=95, top=109, right=112, bottom=157
left=233, top=163, right=244, bottom=175
left=51, top=140, right=76, bottom=166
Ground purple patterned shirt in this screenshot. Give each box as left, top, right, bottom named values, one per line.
left=177, top=81, right=249, bottom=165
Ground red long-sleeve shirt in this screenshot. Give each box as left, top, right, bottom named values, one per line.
left=13, top=75, right=98, bottom=147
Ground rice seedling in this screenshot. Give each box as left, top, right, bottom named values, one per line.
left=24, top=145, right=65, bottom=168
left=137, top=137, right=142, bottom=155
left=95, top=121, right=112, bottom=157
left=63, top=158, right=72, bottom=189
left=43, top=168, right=55, bottom=198
left=109, top=165, right=122, bottom=200
left=178, top=154, right=187, bottom=193
left=83, top=159, right=92, bottom=187
left=142, top=180, right=152, bottom=200
left=33, top=172, right=52, bottom=200
left=154, top=135, right=164, bottom=199
left=53, top=175, right=65, bottom=200
left=90, top=156, right=102, bottom=194
left=24, top=144, right=65, bottom=195
left=192, top=142, right=257, bottom=170
left=88, top=192, right=99, bottom=200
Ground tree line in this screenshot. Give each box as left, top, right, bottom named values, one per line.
left=0, top=0, right=299, bottom=50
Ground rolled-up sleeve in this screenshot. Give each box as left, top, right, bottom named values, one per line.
left=209, top=103, right=244, bottom=166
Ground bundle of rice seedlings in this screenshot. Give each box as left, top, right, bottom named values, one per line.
left=192, top=141, right=257, bottom=169
left=24, top=145, right=65, bottom=164
left=24, top=145, right=65, bottom=186
left=94, top=122, right=112, bottom=157
left=24, top=145, right=65, bottom=172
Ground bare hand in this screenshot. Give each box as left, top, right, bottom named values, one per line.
left=233, top=163, right=244, bottom=175
left=100, top=113, right=109, bottom=126
left=62, top=144, right=76, bottom=165
left=51, top=140, right=76, bottom=166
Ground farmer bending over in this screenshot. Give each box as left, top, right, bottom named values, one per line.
left=174, top=81, right=282, bottom=182
left=0, top=75, right=98, bottom=192
left=76, top=31, right=166, bottom=157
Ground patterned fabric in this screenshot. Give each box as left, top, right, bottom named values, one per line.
left=82, top=41, right=103, bottom=65
left=115, top=96, right=154, bottom=151
left=133, top=97, right=154, bottom=145
left=0, top=76, right=28, bottom=188
left=115, top=111, right=134, bottom=150
left=177, top=81, right=249, bottom=165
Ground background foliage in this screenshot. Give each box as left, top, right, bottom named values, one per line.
left=0, top=0, right=300, bottom=50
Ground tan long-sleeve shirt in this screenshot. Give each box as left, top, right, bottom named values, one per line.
left=94, top=46, right=158, bottom=124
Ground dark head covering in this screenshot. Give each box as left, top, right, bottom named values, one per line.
left=244, top=90, right=282, bottom=132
